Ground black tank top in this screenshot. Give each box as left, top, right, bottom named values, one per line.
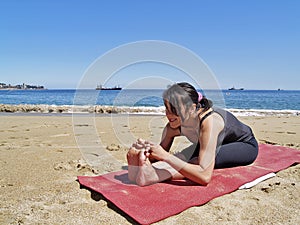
left=211, top=108, right=254, bottom=147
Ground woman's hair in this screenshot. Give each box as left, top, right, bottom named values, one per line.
left=163, top=82, right=213, bottom=119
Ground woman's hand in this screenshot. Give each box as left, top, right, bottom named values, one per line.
left=149, top=144, right=170, bottom=161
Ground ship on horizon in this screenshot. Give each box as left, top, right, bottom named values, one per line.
left=228, top=86, right=244, bottom=91
left=96, top=84, right=122, bottom=90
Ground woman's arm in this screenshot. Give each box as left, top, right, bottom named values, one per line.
left=159, top=151, right=214, bottom=185
left=151, top=114, right=224, bottom=185
left=159, top=123, right=180, bottom=152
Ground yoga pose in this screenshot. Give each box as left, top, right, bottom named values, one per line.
left=127, top=82, right=258, bottom=186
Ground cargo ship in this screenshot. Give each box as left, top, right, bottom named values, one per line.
left=96, top=85, right=122, bottom=90
left=228, top=86, right=244, bottom=91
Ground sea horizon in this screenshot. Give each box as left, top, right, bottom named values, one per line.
left=0, top=89, right=299, bottom=116
left=1, top=88, right=298, bottom=91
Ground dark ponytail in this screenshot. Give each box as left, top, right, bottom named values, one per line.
left=199, top=96, right=213, bottom=113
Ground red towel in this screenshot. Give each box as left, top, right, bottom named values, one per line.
left=78, top=144, right=300, bottom=224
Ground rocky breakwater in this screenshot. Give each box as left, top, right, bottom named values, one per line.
left=0, top=104, right=164, bottom=114
left=0, top=104, right=72, bottom=113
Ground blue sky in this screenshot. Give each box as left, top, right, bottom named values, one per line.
left=0, top=0, right=299, bottom=90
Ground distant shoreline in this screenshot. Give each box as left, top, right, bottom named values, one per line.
left=0, top=82, right=45, bottom=90
left=1, top=88, right=299, bottom=91
left=0, top=88, right=46, bottom=90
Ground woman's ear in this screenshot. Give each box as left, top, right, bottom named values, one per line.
left=191, top=103, right=197, bottom=112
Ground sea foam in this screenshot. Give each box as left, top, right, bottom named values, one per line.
left=0, top=104, right=299, bottom=117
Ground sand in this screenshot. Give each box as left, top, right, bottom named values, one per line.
left=0, top=114, right=299, bottom=224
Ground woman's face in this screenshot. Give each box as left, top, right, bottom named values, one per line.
left=165, top=101, right=181, bottom=129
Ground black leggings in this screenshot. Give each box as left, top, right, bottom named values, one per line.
left=180, top=137, right=258, bottom=169
left=214, top=137, right=258, bottom=168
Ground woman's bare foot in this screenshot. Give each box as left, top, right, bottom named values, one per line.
left=136, top=150, right=159, bottom=186
left=126, top=147, right=140, bottom=183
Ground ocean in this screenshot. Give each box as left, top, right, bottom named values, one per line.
left=0, top=89, right=299, bottom=116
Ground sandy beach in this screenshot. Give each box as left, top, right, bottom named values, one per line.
left=0, top=114, right=299, bottom=224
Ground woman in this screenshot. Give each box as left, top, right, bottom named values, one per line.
left=127, top=82, right=258, bottom=186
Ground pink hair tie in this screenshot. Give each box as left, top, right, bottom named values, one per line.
left=198, top=92, right=203, bottom=102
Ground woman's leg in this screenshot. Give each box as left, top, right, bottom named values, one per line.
left=214, top=138, right=258, bottom=169
left=178, top=143, right=200, bottom=161
left=136, top=150, right=185, bottom=186
left=127, top=147, right=184, bottom=184
left=126, top=147, right=141, bottom=182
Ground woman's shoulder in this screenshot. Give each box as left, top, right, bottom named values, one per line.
left=212, top=107, right=227, bottom=115
left=213, top=107, right=235, bottom=120
left=199, top=108, right=224, bottom=129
